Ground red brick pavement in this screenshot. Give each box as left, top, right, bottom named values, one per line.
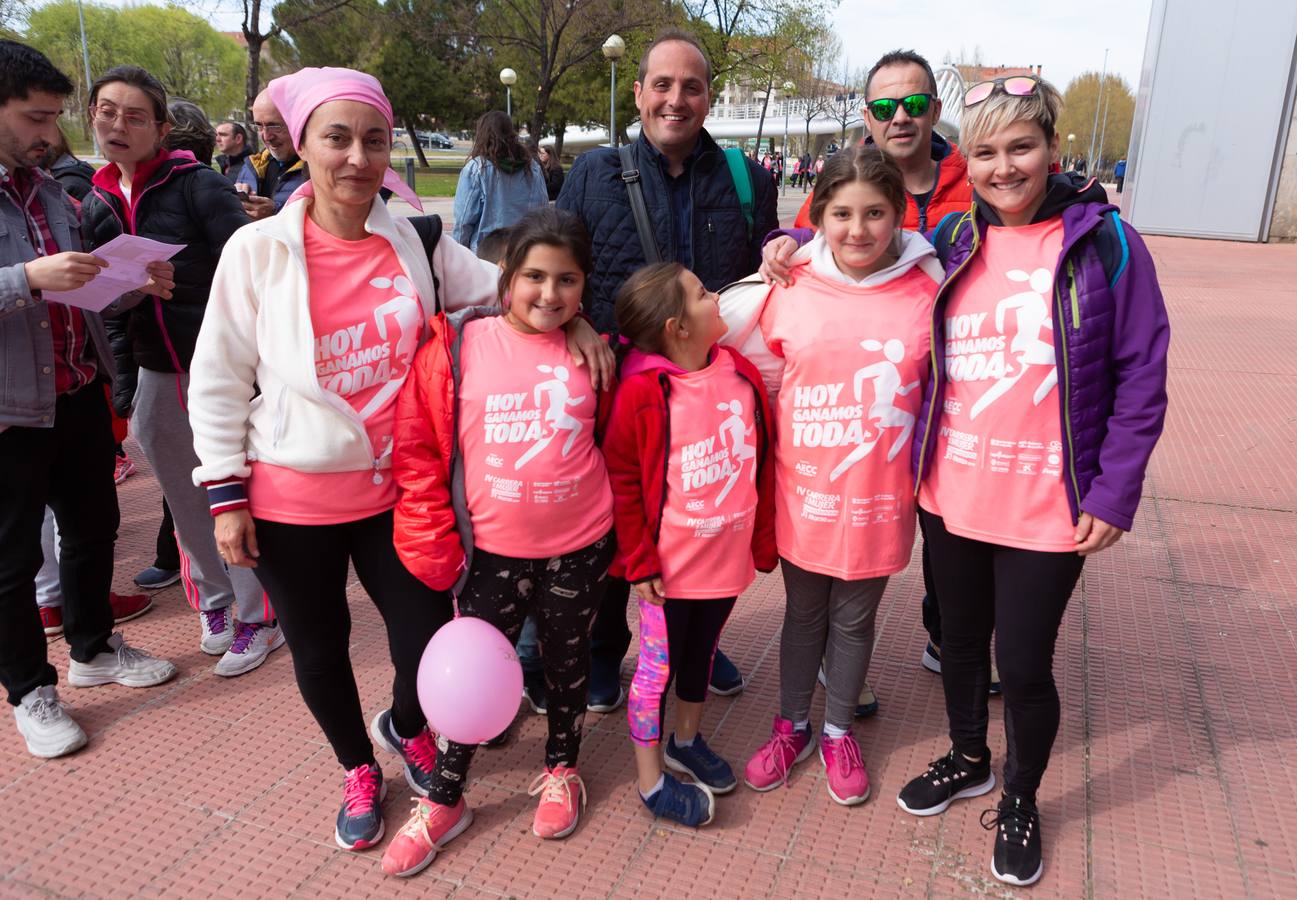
left=2, top=231, right=1295, bottom=899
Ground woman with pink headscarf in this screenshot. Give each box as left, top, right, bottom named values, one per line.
left=186, top=67, right=611, bottom=852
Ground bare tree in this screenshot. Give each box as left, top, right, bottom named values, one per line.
left=235, top=0, right=355, bottom=119
left=794, top=33, right=839, bottom=155
left=824, top=61, right=865, bottom=144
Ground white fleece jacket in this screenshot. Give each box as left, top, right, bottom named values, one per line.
left=717, top=230, right=944, bottom=397
left=188, top=196, right=497, bottom=486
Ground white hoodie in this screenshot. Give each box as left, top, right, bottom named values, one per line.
left=188, top=196, right=497, bottom=486
left=717, top=229, right=944, bottom=397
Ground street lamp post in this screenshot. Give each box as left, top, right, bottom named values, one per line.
left=499, top=68, right=517, bottom=119
left=76, top=0, right=97, bottom=154
left=1066, top=133, right=1076, bottom=170
left=602, top=35, right=625, bottom=148
left=781, top=80, right=795, bottom=196
left=1087, top=48, right=1108, bottom=174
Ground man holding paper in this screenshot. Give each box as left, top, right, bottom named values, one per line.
left=0, top=40, right=177, bottom=760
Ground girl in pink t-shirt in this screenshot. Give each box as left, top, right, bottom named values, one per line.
left=385, top=208, right=616, bottom=875
left=720, top=147, right=942, bottom=807
left=603, top=263, right=777, bottom=828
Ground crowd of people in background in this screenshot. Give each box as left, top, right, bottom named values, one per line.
left=0, top=30, right=1168, bottom=891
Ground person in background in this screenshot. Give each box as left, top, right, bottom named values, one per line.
left=236, top=89, right=306, bottom=219
left=40, top=126, right=93, bottom=202
left=452, top=111, right=548, bottom=252
left=215, top=120, right=252, bottom=179
left=538, top=144, right=565, bottom=201
left=1114, top=158, right=1127, bottom=193
left=165, top=99, right=216, bottom=166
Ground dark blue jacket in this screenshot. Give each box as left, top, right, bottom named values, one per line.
left=556, top=130, right=779, bottom=334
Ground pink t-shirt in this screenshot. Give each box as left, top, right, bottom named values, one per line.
left=760, top=265, right=935, bottom=579
left=657, top=351, right=760, bottom=599
left=457, top=316, right=613, bottom=558
left=248, top=217, right=425, bottom=525
left=919, top=218, right=1075, bottom=551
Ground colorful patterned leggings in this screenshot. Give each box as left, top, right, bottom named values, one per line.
left=627, top=595, right=736, bottom=746
left=425, top=531, right=615, bottom=806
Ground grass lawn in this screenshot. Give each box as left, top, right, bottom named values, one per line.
left=413, top=172, right=460, bottom=196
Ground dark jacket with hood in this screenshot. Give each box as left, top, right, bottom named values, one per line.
left=556, top=129, right=780, bottom=335
left=49, top=154, right=96, bottom=203
left=236, top=148, right=307, bottom=211
left=82, top=148, right=250, bottom=395
left=912, top=174, right=1170, bottom=533
left=217, top=147, right=254, bottom=181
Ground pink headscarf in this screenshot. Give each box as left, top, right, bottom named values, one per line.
left=266, top=66, right=423, bottom=212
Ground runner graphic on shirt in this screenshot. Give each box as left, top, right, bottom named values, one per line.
left=969, top=268, right=1058, bottom=420
left=828, top=338, right=920, bottom=482
left=714, top=398, right=757, bottom=505
left=515, top=364, right=586, bottom=470
left=355, top=275, right=422, bottom=424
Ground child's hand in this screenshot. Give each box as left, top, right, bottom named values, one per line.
left=564, top=317, right=615, bottom=390
left=759, top=236, right=798, bottom=287
left=634, top=578, right=667, bottom=606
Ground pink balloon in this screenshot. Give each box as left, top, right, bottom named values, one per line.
left=417, top=616, right=523, bottom=744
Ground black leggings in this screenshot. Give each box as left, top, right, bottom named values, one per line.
left=427, top=531, right=615, bottom=806
left=920, top=510, right=1084, bottom=800
left=251, top=510, right=452, bottom=770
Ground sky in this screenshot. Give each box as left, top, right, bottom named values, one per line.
left=831, top=0, right=1153, bottom=92
left=98, top=0, right=1153, bottom=94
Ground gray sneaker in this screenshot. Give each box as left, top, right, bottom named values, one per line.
left=214, top=622, right=285, bottom=678
left=200, top=608, right=235, bottom=655
left=67, top=632, right=177, bottom=688
left=13, top=685, right=87, bottom=758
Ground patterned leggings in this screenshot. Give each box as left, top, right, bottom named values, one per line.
left=627, top=595, right=735, bottom=746
left=426, top=531, right=615, bottom=806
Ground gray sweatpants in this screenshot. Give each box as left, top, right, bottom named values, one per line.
left=36, top=507, right=60, bottom=609
left=132, top=369, right=267, bottom=623
left=778, top=557, right=888, bottom=730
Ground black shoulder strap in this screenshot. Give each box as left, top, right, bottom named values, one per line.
left=618, top=144, right=662, bottom=264
left=410, top=214, right=443, bottom=312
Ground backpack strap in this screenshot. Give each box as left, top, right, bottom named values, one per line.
left=619, top=144, right=662, bottom=264
left=1090, top=210, right=1129, bottom=287
left=410, top=214, right=443, bottom=312
left=723, top=147, right=754, bottom=240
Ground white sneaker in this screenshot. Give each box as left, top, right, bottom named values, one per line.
left=67, top=632, right=177, bottom=688
left=13, top=686, right=87, bottom=758
left=200, top=607, right=235, bottom=655
left=214, top=622, right=285, bottom=678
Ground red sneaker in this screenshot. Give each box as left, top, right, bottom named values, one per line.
left=110, top=592, right=153, bottom=624
left=113, top=453, right=136, bottom=485
left=528, top=764, right=586, bottom=839
left=40, top=606, right=63, bottom=637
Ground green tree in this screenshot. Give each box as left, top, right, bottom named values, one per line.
left=25, top=1, right=133, bottom=138
left=119, top=6, right=245, bottom=119
left=1058, top=71, right=1136, bottom=171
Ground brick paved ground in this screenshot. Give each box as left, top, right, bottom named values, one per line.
left=2, top=194, right=1295, bottom=899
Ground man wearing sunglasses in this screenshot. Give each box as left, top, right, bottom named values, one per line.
left=790, top=49, right=970, bottom=235
left=234, top=89, right=307, bottom=220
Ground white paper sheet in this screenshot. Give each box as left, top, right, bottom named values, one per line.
left=44, top=234, right=184, bottom=313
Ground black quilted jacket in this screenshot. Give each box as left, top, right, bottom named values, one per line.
left=556, top=130, right=778, bottom=334
left=82, top=150, right=249, bottom=379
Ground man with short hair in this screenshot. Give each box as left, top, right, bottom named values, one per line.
left=557, top=27, right=778, bottom=714
left=235, top=89, right=306, bottom=220
left=214, top=120, right=252, bottom=180
left=0, top=40, right=176, bottom=760
left=791, top=49, right=971, bottom=234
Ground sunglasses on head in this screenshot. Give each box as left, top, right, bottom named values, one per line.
left=865, top=93, right=935, bottom=122
left=963, top=76, right=1040, bottom=107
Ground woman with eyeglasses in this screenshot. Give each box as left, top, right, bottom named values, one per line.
left=896, top=75, right=1169, bottom=887
left=79, top=66, right=275, bottom=675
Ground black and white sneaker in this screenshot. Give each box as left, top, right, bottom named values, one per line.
left=982, top=793, right=1043, bottom=886
left=897, top=747, right=996, bottom=816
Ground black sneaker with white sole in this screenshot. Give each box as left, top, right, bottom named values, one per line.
left=897, top=747, right=996, bottom=816
left=982, top=793, right=1043, bottom=886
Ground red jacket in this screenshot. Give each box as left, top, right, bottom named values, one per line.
left=603, top=345, right=777, bottom=586
left=392, top=309, right=616, bottom=592
left=793, top=135, right=971, bottom=235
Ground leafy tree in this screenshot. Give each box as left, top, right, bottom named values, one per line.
left=733, top=12, right=826, bottom=153
left=24, top=0, right=132, bottom=133
left=119, top=6, right=245, bottom=118
left=1058, top=71, right=1135, bottom=171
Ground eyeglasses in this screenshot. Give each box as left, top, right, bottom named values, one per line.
left=90, top=104, right=155, bottom=130
left=253, top=121, right=286, bottom=134
left=865, top=93, right=934, bottom=122
left=963, top=76, right=1040, bottom=108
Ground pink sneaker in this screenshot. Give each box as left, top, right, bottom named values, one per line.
left=528, top=765, right=585, bottom=839
left=381, top=797, right=474, bottom=878
left=820, top=731, right=870, bottom=805
left=743, top=716, right=814, bottom=791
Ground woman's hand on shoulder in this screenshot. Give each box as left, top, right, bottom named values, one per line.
left=564, top=316, right=614, bottom=390
left=759, top=236, right=798, bottom=287
left=1074, top=512, right=1124, bottom=556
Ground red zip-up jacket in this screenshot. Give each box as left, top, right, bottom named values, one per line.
left=604, top=345, right=777, bottom=586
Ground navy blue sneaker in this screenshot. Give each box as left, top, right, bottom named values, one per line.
left=523, top=673, right=547, bottom=715
left=664, top=732, right=737, bottom=794
left=335, top=762, right=387, bottom=850
left=707, top=648, right=745, bottom=696
left=587, top=683, right=625, bottom=713
left=369, top=709, right=437, bottom=796
left=134, top=566, right=180, bottom=590
left=642, top=772, right=715, bottom=827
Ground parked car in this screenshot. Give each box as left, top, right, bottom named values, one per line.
left=419, top=131, right=454, bottom=149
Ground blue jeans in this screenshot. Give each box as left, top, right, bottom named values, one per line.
left=515, top=613, right=543, bottom=677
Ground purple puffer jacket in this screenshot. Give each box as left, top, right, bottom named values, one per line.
left=912, top=201, right=1171, bottom=532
